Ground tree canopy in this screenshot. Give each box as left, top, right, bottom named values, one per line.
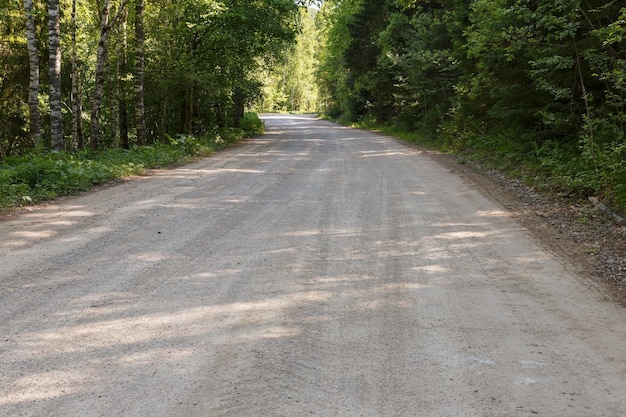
left=2, top=0, right=626, bottom=212
left=316, top=0, right=626, bottom=211
left=0, top=0, right=301, bottom=156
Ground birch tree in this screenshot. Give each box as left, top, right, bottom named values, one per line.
left=24, top=0, right=41, bottom=147
left=71, top=0, right=84, bottom=150
left=118, top=8, right=129, bottom=148
left=90, top=0, right=126, bottom=149
left=134, top=0, right=146, bottom=145
left=48, top=0, right=63, bottom=150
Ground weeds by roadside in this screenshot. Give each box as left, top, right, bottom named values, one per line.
left=0, top=113, right=264, bottom=211
left=349, top=117, right=626, bottom=218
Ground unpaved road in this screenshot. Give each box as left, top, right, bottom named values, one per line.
left=1, top=114, right=625, bottom=417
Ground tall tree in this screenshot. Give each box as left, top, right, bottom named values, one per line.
left=48, top=0, right=63, bottom=150
left=71, top=0, right=84, bottom=150
left=24, top=0, right=41, bottom=147
left=316, top=0, right=362, bottom=119
left=117, top=7, right=129, bottom=148
left=91, top=0, right=126, bottom=148
left=134, top=0, right=146, bottom=145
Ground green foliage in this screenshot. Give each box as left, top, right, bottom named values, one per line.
left=259, top=7, right=320, bottom=113
left=240, top=112, right=265, bottom=136
left=0, top=117, right=261, bottom=211
left=0, top=0, right=297, bottom=156
left=142, top=0, right=299, bottom=135
left=318, top=0, right=626, bottom=214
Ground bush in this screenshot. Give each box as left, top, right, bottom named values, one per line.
left=0, top=119, right=256, bottom=211
left=240, top=112, right=265, bottom=136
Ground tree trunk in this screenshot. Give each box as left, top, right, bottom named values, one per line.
left=134, top=0, right=146, bottom=145
left=118, top=8, right=129, bottom=149
left=90, top=0, right=127, bottom=149
left=233, top=85, right=244, bottom=128
left=186, top=86, right=194, bottom=134
left=159, top=96, right=167, bottom=141
left=71, top=0, right=83, bottom=151
left=48, top=0, right=63, bottom=150
left=90, top=0, right=111, bottom=149
left=24, top=0, right=41, bottom=148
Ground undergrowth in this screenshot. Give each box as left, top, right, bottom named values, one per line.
left=0, top=113, right=264, bottom=211
left=350, top=118, right=626, bottom=216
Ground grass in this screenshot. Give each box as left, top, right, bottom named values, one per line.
left=0, top=113, right=264, bottom=212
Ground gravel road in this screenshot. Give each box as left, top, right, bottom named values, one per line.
left=1, top=114, right=625, bottom=416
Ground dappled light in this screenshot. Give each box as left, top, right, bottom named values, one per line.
left=0, top=187, right=553, bottom=410
left=2, top=115, right=625, bottom=416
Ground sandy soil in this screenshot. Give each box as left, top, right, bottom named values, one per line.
left=1, top=114, right=625, bottom=416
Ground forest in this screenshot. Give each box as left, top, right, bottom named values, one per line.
left=0, top=0, right=306, bottom=208
left=1, top=0, right=626, bottom=214
left=315, top=0, right=626, bottom=214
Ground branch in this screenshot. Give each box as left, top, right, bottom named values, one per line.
left=110, top=0, right=128, bottom=27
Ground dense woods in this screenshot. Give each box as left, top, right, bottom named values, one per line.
left=0, top=0, right=304, bottom=209
left=0, top=0, right=301, bottom=156
left=1, top=0, right=625, bottom=213
left=316, top=0, right=626, bottom=212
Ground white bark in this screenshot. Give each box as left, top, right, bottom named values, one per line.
left=90, top=0, right=128, bottom=148
left=48, top=0, right=63, bottom=150
left=24, top=0, right=41, bottom=147
left=134, top=0, right=146, bottom=145
left=71, top=0, right=84, bottom=151
left=90, top=0, right=111, bottom=149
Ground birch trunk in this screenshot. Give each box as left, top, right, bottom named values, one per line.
left=48, top=0, right=63, bottom=150
left=134, top=0, right=146, bottom=145
left=90, top=0, right=111, bottom=149
left=24, top=0, right=41, bottom=148
left=118, top=9, right=129, bottom=149
left=71, top=0, right=84, bottom=151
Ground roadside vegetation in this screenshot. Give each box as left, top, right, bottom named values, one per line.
left=1, top=0, right=298, bottom=211
left=0, top=113, right=263, bottom=211
left=315, top=1, right=626, bottom=216
left=3, top=1, right=625, bottom=216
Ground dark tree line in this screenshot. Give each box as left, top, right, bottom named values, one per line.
left=317, top=0, right=626, bottom=208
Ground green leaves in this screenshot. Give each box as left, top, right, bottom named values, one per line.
left=0, top=117, right=261, bottom=210
left=318, top=0, right=626, bottom=212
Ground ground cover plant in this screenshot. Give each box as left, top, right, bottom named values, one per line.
left=0, top=114, right=264, bottom=211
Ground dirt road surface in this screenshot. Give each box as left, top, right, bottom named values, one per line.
left=1, top=114, right=625, bottom=417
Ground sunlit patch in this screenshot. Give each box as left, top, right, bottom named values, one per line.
left=519, top=360, right=545, bottom=369
left=358, top=150, right=412, bottom=158
left=413, top=265, right=451, bottom=274
left=118, top=347, right=197, bottom=366
left=12, top=230, right=56, bottom=239
left=430, top=222, right=488, bottom=227
left=127, top=252, right=184, bottom=263
left=203, top=168, right=265, bottom=174
left=476, top=210, right=509, bottom=218
left=237, top=326, right=302, bottom=341
left=160, top=203, right=203, bottom=209
left=46, top=220, right=76, bottom=226
left=1, top=369, right=84, bottom=405
left=283, top=230, right=320, bottom=237
left=25, top=208, right=95, bottom=219
left=185, top=269, right=242, bottom=280
left=434, top=231, right=491, bottom=239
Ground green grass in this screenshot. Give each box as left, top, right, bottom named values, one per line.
left=0, top=113, right=264, bottom=211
